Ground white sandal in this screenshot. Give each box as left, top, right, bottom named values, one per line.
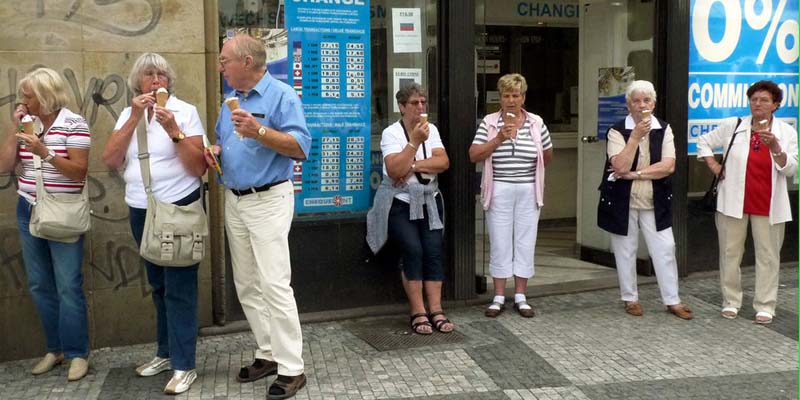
left=755, top=311, right=773, bottom=324
left=721, top=307, right=738, bottom=319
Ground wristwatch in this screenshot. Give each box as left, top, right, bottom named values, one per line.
left=411, top=162, right=416, bottom=172
left=171, top=131, right=186, bottom=143
left=43, top=148, right=55, bottom=162
left=635, top=171, right=642, bottom=179
left=257, top=126, right=267, bottom=137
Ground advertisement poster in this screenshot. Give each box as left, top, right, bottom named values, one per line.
left=392, top=68, right=422, bottom=112
left=597, top=67, right=634, bottom=140
left=392, top=8, right=422, bottom=53
left=286, top=0, right=371, bottom=213
left=688, top=0, right=798, bottom=154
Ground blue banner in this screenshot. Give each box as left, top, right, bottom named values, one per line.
left=688, top=0, right=798, bottom=154
left=286, top=0, right=372, bottom=213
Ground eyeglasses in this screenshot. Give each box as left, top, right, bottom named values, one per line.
left=218, top=57, right=240, bottom=68
left=142, top=70, right=168, bottom=81
left=405, top=99, right=427, bottom=106
left=749, top=97, right=773, bottom=104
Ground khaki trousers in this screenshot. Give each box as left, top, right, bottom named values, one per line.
left=715, top=212, right=785, bottom=316
left=225, top=181, right=304, bottom=376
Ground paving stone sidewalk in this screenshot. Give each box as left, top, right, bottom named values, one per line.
left=1, top=267, right=796, bottom=400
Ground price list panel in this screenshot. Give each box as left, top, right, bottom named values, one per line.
left=287, top=0, right=371, bottom=214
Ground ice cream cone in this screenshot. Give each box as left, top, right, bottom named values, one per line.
left=156, top=88, right=169, bottom=108
left=419, top=113, right=428, bottom=125
left=225, top=97, right=239, bottom=111
left=21, top=115, right=34, bottom=135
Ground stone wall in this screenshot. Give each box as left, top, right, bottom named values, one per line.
left=0, top=0, right=218, bottom=361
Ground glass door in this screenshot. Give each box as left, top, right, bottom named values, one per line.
left=474, top=0, right=621, bottom=293
left=577, top=0, right=655, bottom=261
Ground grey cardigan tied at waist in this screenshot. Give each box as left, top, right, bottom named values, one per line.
left=366, top=177, right=443, bottom=254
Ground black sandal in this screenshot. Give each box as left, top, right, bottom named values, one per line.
left=428, top=311, right=454, bottom=333
left=409, top=313, right=433, bottom=335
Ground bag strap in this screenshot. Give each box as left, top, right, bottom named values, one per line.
left=32, top=151, right=89, bottom=202
left=136, top=113, right=154, bottom=199
left=399, top=119, right=430, bottom=184
left=718, top=117, right=742, bottom=172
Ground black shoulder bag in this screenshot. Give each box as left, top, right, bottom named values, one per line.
left=700, top=117, right=741, bottom=213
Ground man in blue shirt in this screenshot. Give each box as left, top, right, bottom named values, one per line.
left=206, top=33, right=310, bottom=399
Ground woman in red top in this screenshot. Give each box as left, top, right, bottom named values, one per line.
left=696, top=80, right=798, bottom=324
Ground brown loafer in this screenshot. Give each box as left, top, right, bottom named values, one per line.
left=236, top=358, right=278, bottom=383
left=268, top=373, right=307, bottom=400
left=624, top=301, right=643, bottom=316
left=513, top=302, right=536, bottom=318
left=666, top=304, right=693, bottom=320
left=484, top=302, right=505, bottom=318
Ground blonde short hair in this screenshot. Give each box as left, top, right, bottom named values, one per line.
left=497, top=73, right=528, bottom=95
left=227, top=34, right=266, bottom=72
left=18, top=68, right=71, bottom=116
left=128, top=53, right=176, bottom=95
left=625, top=80, right=657, bottom=102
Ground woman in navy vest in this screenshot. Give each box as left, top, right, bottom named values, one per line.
left=597, top=80, right=693, bottom=320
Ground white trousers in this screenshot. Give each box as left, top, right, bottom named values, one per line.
left=225, top=181, right=304, bottom=376
left=486, top=181, right=540, bottom=279
left=716, top=212, right=784, bottom=315
left=609, top=209, right=681, bottom=305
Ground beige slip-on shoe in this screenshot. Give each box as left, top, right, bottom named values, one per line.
left=32, top=352, right=64, bottom=375
left=67, top=357, right=89, bottom=381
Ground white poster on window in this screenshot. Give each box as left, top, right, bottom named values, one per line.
left=392, top=68, right=422, bottom=112
left=392, top=8, right=422, bottom=53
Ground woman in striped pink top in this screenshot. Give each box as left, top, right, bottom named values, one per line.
left=0, top=67, right=91, bottom=381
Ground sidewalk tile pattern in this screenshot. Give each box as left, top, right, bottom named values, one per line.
left=0, top=267, right=796, bottom=400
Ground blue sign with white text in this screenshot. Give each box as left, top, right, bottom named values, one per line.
left=286, top=0, right=371, bottom=213
left=688, top=0, right=798, bottom=154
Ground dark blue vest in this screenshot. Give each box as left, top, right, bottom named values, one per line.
left=597, top=119, right=673, bottom=235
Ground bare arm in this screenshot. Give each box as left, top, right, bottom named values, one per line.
left=0, top=125, right=19, bottom=173
left=542, top=148, right=553, bottom=166
left=610, top=119, right=651, bottom=173
left=154, top=107, right=207, bottom=177
left=414, top=148, right=449, bottom=174
left=384, top=143, right=419, bottom=181
left=103, top=93, right=154, bottom=169
left=469, top=136, right=505, bottom=163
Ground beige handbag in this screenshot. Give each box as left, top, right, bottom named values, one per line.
left=29, top=153, right=91, bottom=243
left=136, top=117, right=208, bottom=267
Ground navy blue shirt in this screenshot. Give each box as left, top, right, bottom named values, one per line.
left=215, top=73, right=311, bottom=189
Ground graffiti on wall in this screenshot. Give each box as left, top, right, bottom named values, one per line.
left=35, top=0, right=162, bottom=37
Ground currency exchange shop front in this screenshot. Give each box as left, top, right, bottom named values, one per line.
left=216, top=0, right=443, bottom=319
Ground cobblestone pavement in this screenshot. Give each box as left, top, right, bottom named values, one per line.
left=1, top=267, right=796, bottom=400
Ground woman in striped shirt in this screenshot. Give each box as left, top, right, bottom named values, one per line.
left=470, top=73, right=553, bottom=318
left=0, top=68, right=91, bottom=380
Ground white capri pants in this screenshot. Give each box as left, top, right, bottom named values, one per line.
left=609, top=208, right=680, bottom=306
left=486, top=181, right=541, bottom=279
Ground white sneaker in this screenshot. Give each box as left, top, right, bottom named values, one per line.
left=164, top=369, right=197, bottom=395
left=135, top=356, right=171, bottom=377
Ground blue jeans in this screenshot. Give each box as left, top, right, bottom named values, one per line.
left=128, top=188, right=200, bottom=371
left=17, top=198, right=89, bottom=359
left=387, top=196, right=444, bottom=281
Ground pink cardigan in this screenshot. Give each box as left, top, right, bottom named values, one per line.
left=480, top=110, right=546, bottom=211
